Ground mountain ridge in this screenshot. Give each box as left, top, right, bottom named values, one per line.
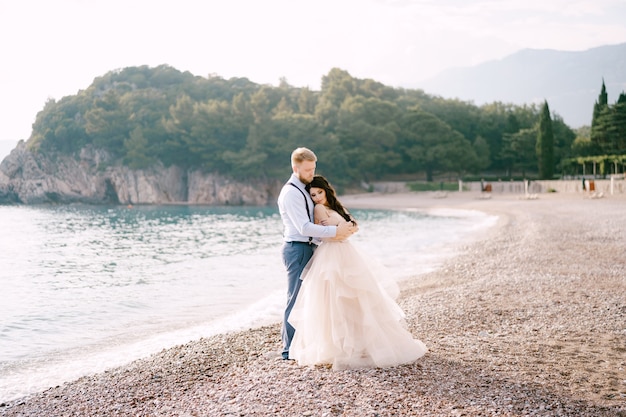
left=418, top=42, right=626, bottom=128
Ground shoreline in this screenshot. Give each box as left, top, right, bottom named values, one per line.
left=2, top=191, right=625, bottom=416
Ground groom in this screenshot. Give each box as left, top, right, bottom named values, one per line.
left=277, top=147, right=356, bottom=360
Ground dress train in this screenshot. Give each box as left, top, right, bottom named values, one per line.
left=288, top=239, right=427, bottom=370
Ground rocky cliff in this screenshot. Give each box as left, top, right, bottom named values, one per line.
left=0, top=142, right=281, bottom=205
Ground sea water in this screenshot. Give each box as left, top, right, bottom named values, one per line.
left=0, top=203, right=497, bottom=402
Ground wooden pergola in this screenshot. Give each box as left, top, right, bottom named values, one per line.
left=564, top=154, right=626, bottom=177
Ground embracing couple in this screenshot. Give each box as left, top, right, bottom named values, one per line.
left=277, top=147, right=427, bottom=370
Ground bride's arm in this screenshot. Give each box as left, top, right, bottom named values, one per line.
left=314, top=204, right=332, bottom=225
left=316, top=205, right=357, bottom=241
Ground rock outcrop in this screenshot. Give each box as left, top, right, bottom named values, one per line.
left=0, top=142, right=281, bottom=205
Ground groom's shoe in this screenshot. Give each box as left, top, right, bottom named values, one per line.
left=264, top=351, right=286, bottom=361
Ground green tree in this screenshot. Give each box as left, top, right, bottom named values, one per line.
left=471, top=136, right=491, bottom=173
left=297, top=87, right=317, bottom=114
left=398, top=108, right=477, bottom=181
left=551, top=115, right=576, bottom=172
left=502, top=127, right=537, bottom=177
left=124, top=127, right=155, bottom=169
left=536, top=101, right=555, bottom=179
left=161, top=95, right=199, bottom=167
left=612, top=92, right=626, bottom=153
left=315, top=68, right=358, bottom=131
left=570, top=126, right=596, bottom=157
left=571, top=136, right=596, bottom=157
left=591, top=80, right=612, bottom=154
left=84, top=90, right=131, bottom=157
left=476, top=102, right=530, bottom=172
left=192, top=99, right=247, bottom=171
left=335, top=96, right=402, bottom=181
left=30, top=95, right=89, bottom=154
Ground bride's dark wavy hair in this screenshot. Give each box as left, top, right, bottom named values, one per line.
left=306, top=175, right=356, bottom=224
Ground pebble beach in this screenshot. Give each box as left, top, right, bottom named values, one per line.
left=1, top=191, right=625, bottom=417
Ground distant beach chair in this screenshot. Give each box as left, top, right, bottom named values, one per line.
left=583, top=191, right=604, bottom=199
left=478, top=182, right=492, bottom=199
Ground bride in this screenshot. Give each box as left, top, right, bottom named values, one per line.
left=287, top=175, right=427, bottom=369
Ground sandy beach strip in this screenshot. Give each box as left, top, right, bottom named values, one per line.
left=1, top=191, right=625, bottom=416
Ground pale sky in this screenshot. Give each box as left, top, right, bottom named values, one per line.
left=1, top=0, right=626, bottom=143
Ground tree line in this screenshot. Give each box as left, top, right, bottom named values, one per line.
left=30, top=64, right=614, bottom=187
left=563, top=80, right=626, bottom=176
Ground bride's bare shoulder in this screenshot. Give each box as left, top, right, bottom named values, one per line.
left=314, top=204, right=329, bottom=216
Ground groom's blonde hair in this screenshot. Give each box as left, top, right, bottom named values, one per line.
left=291, top=147, right=317, bottom=168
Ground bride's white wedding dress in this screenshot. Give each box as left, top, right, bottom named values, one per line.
left=288, top=209, right=427, bottom=369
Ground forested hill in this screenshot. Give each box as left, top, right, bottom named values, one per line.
left=25, top=64, right=578, bottom=185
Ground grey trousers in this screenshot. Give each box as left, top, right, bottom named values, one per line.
left=281, top=241, right=316, bottom=359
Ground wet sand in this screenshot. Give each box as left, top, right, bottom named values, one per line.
left=2, top=191, right=625, bottom=416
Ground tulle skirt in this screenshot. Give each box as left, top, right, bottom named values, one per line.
left=288, top=240, right=427, bottom=369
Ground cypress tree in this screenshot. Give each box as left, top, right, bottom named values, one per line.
left=591, top=79, right=611, bottom=154
left=613, top=92, right=626, bottom=154
left=536, top=100, right=555, bottom=179
left=598, top=79, right=608, bottom=106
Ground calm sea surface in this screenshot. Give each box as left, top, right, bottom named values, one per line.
left=0, top=204, right=497, bottom=402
